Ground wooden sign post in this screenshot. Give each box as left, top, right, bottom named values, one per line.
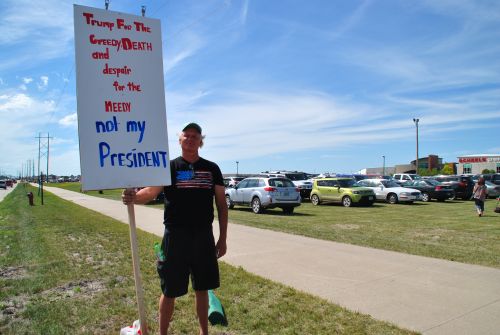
left=127, top=200, right=148, bottom=333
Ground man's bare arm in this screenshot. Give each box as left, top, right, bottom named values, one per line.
left=214, top=184, right=228, bottom=258
left=122, top=186, right=164, bottom=205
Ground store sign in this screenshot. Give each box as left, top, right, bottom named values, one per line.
left=74, top=5, right=171, bottom=191
left=459, top=156, right=500, bottom=163
left=459, top=157, right=487, bottom=163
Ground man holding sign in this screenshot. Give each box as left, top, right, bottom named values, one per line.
left=122, top=122, right=228, bottom=335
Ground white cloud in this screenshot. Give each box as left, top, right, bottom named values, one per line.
left=0, top=0, right=73, bottom=44
left=164, top=88, right=500, bottom=163
left=49, top=147, right=81, bottom=176
left=0, top=92, right=58, bottom=174
left=0, top=0, right=74, bottom=70
left=19, top=84, right=27, bottom=91
left=163, top=31, right=205, bottom=74
left=58, top=113, right=77, bottom=127
left=0, top=92, right=55, bottom=137
left=40, top=76, right=48, bottom=86
left=38, top=76, right=49, bottom=90
left=240, top=0, right=249, bottom=25
left=329, top=0, right=372, bottom=40
left=23, top=77, right=33, bottom=84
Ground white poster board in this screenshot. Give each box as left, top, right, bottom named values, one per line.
left=74, top=5, right=170, bottom=191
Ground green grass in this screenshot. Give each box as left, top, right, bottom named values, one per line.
left=226, top=200, right=500, bottom=268
left=0, top=185, right=416, bottom=335
left=46, top=182, right=500, bottom=268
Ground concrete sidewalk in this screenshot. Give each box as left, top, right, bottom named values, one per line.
left=43, top=186, right=500, bottom=335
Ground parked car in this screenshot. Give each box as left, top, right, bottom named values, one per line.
left=0, top=180, right=6, bottom=189
left=431, top=175, right=474, bottom=200
left=473, top=174, right=500, bottom=186
left=393, top=173, right=420, bottom=185
left=223, top=176, right=245, bottom=188
left=356, top=178, right=421, bottom=204
left=260, top=171, right=313, bottom=199
left=401, top=179, right=455, bottom=202
left=310, top=178, right=376, bottom=207
left=225, top=177, right=301, bottom=214
left=485, top=181, right=500, bottom=199
left=5, top=180, right=13, bottom=187
left=364, top=174, right=393, bottom=180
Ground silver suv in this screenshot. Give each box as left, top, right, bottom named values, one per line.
left=225, top=177, right=301, bottom=214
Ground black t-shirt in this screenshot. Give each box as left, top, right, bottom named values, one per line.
left=163, top=156, right=224, bottom=228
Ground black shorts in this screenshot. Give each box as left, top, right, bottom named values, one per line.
left=157, top=226, right=220, bottom=298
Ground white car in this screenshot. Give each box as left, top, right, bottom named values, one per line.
left=356, top=178, right=421, bottom=204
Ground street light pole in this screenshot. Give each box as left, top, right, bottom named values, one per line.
left=382, top=155, right=385, bottom=176
left=236, top=161, right=239, bottom=176
left=413, top=118, right=419, bottom=174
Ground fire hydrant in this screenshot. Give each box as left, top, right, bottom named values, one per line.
left=27, top=192, right=34, bottom=206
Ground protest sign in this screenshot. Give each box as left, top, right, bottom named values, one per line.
left=74, top=5, right=170, bottom=191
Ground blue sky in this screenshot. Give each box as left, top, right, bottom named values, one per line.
left=1, top=0, right=499, bottom=177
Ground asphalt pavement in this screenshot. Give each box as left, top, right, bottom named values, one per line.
left=31, top=186, right=500, bottom=334
left=0, top=184, right=16, bottom=202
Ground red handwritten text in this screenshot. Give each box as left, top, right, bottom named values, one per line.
left=103, top=63, right=132, bottom=77
left=113, top=81, right=142, bottom=92
left=83, top=12, right=114, bottom=31
left=133, top=21, right=151, bottom=33
left=105, top=101, right=132, bottom=112
left=89, top=35, right=152, bottom=52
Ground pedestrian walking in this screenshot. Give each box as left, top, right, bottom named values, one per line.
left=472, top=177, right=488, bottom=217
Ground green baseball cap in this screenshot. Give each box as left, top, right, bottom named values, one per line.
left=182, top=122, right=202, bottom=134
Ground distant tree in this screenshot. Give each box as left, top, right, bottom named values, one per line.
left=418, top=168, right=429, bottom=176
left=441, top=165, right=454, bottom=175
left=481, top=169, right=495, bottom=174
left=418, top=168, right=439, bottom=176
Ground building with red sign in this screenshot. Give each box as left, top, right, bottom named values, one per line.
left=457, top=154, right=500, bottom=174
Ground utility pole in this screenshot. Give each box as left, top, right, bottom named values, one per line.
left=413, top=118, right=419, bottom=174
left=47, top=133, right=52, bottom=182
left=37, top=132, right=41, bottom=186
left=36, top=133, right=53, bottom=189
left=382, top=155, right=386, bottom=176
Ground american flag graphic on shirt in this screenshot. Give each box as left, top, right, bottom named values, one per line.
left=176, top=170, right=213, bottom=189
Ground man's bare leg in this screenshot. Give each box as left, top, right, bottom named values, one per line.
left=195, top=290, right=209, bottom=335
left=159, top=294, right=175, bottom=335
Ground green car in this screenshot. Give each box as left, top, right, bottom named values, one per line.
left=310, top=178, right=376, bottom=207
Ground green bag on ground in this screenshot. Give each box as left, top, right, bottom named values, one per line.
left=208, top=289, right=228, bottom=326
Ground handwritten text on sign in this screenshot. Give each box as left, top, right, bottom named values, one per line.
left=74, top=5, right=170, bottom=190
